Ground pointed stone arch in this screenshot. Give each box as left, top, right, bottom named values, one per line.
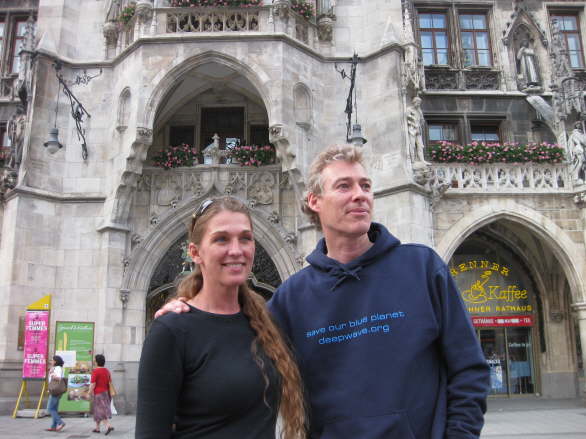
left=141, top=51, right=273, bottom=130
left=502, top=7, right=548, bottom=48
left=435, top=201, right=586, bottom=304
left=100, top=52, right=275, bottom=231
left=120, top=193, right=300, bottom=318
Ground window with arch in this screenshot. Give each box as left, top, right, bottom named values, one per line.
left=117, top=87, right=131, bottom=132
left=293, top=83, right=312, bottom=128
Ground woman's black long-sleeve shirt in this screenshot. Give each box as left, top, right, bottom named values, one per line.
left=136, top=305, right=280, bottom=438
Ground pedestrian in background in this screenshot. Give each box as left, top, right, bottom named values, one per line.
left=90, top=354, right=114, bottom=435
left=46, top=355, right=66, bottom=432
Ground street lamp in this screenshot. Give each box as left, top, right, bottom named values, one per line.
left=335, top=53, right=367, bottom=145
left=43, top=61, right=93, bottom=160
left=43, top=127, right=63, bottom=154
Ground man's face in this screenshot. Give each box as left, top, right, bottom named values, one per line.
left=308, top=160, right=373, bottom=238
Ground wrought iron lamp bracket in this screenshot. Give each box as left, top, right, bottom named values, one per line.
left=53, top=61, right=93, bottom=160
left=334, top=53, right=359, bottom=143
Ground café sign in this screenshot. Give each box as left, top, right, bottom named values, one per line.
left=451, top=260, right=532, bottom=317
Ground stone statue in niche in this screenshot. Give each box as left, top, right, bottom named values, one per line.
left=406, top=96, right=428, bottom=163
left=568, top=122, right=586, bottom=183
left=516, top=39, right=541, bottom=89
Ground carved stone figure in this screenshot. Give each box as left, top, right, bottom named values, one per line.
left=7, top=104, right=26, bottom=168
left=568, top=122, right=586, bottom=183
left=406, top=96, right=427, bottom=163
left=516, top=40, right=541, bottom=89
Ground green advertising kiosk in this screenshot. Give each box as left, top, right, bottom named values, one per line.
left=54, top=322, right=95, bottom=413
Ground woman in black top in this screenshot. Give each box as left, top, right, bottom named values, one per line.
left=136, top=197, right=306, bottom=438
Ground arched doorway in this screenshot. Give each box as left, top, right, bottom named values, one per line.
left=449, top=219, right=581, bottom=398
left=147, top=61, right=270, bottom=166
left=145, top=235, right=282, bottom=327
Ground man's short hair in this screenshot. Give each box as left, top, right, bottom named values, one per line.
left=301, top=145, right=365, bottom=230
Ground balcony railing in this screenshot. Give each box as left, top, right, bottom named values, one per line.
left=106, top=4, right=319, bottom=58
left=429, top=163, right=573, bottom=193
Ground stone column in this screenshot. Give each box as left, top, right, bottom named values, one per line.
left=574, top=302, right=586, bottom=395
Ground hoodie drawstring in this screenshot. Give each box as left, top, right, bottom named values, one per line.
left=330, top=266, right=363, bottom=291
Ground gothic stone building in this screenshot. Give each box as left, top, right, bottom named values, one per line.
left=0, top=0, right=585, bottom=413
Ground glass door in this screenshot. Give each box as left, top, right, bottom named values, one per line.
left=507, top=327, right=535, bottom=394
left=478, top=327, right=536, bottom=396
left=479, top=328, right=509, bottom=395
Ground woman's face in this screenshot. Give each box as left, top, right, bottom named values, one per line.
left=51, top=358, right=56, bottom=366
left=190, top=211, right=255, bottom=291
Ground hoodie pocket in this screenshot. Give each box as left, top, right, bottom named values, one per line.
left=320, top=411, right=416, bottom=439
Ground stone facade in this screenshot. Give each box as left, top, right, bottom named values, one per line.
left=0, top=0, right=585, bottom=413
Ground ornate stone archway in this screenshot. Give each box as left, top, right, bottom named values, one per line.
left=120, top=190, right=301, bottom=330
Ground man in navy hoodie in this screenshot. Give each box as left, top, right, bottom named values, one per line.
left=157, top=145, right=490, bottom=439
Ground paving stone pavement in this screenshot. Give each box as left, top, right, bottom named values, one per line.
left=0, top=398, right=584, bottom=438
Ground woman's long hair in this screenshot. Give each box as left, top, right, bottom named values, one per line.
left=176, top=196, right=306, bottom=438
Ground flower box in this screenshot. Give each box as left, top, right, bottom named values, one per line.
left=428, top=141, right=564, bottom=165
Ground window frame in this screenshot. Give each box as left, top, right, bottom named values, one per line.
left=458, top=11, right=493, bottom=67
left=9, top=17, right=27, bottom=75
left=550, top=11, right=585, bottom=69
left=425, top=120, right=461, bottom=145
left=469, top=122, right=502, bottom=143
left=416, top=10, right=451, bottom=66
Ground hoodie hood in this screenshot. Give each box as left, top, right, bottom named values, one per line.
left=306, top=222, right=401, bottom=291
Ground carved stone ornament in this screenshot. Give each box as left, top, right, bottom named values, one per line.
left=550, top=311, right=564, bottom=323
left=185, top=173, right=204, bottom=197
left=317, top=15, right=334, bottom=42
left=120, top=289, right=131, bottom=309
left=0, top=170, right=17, bottom=196
left=424, top=69, right=459, bottom=90
left=574, top=191, right=586, bottom=207
left=135, top=0, right=153, bottom=23
left=224, top=172, right=246, bottom=195
left=283, top=232, right=297, bottom=245
left=273, top=0, right=290, bottom=20
left=103, top=20, right=119, bottom=46
left=413, top=162, right=432, bottom=187
left=248, top=172, right=275, bottom=205
left=131, top=233, right=143, bottom=246
left=136, top=127, right=153, bottom=143
left=267, top=211, right=280, bottom=224
left=295, top=254, right=305, bottom=267
left=202, top=133, right=227, bottom=165
left=464, top=70, right=500, bottom=90
left=269, top=124, right=287, bottom=141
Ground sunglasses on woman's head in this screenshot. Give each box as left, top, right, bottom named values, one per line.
left=192, top=198, right=215, bottom=221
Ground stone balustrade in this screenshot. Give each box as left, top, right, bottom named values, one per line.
left=429, top=163, right=573, bottom=193
left=165, top=8, right=261, bottom=33
left=108, top=5, right=318, bottom=57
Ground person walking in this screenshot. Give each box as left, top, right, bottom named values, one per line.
left=90, top=354, right=114, bottom=435
left=46, top=355, right=66, bottom=432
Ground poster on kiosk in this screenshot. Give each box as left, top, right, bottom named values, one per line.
left=54, top=322, right=95, bottom=413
